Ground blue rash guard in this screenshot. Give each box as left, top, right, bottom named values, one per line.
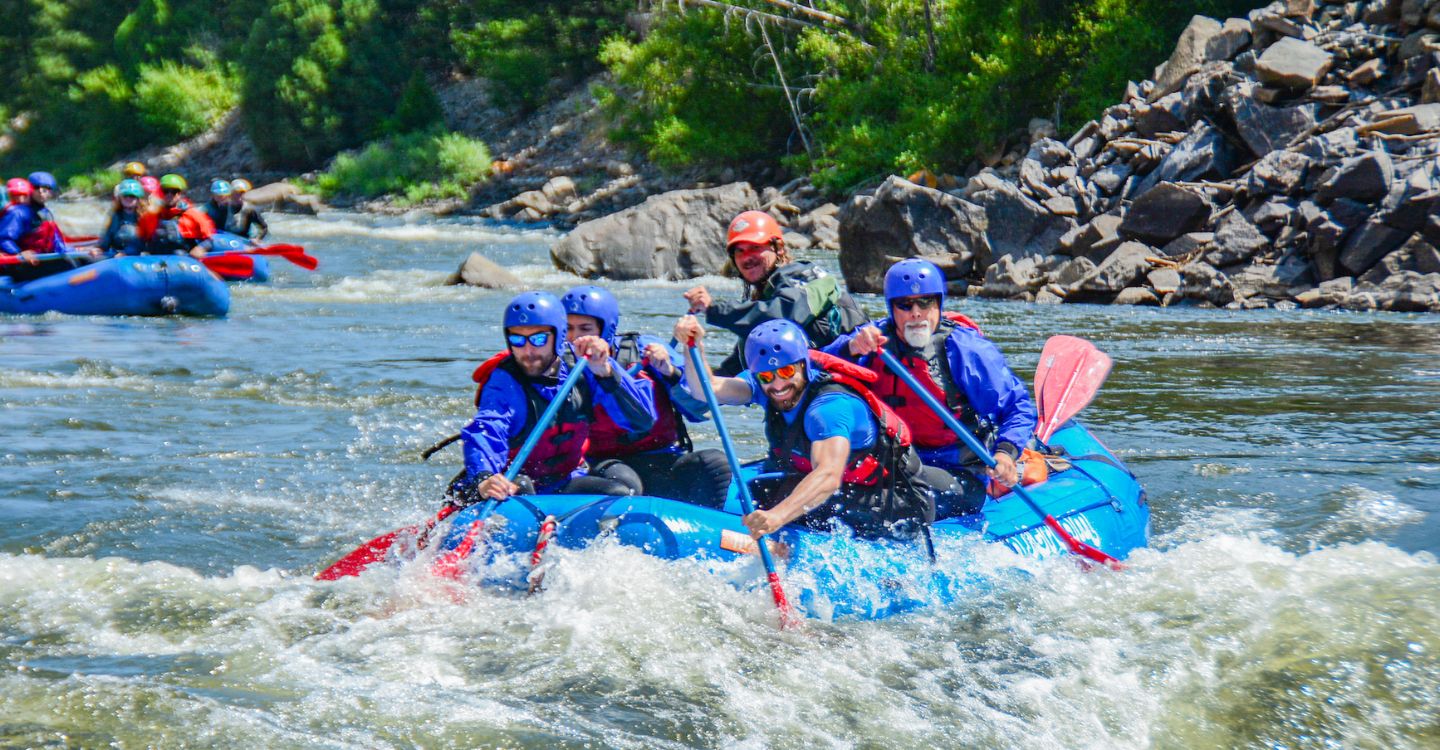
left=824, top=321, right=1036, bottom=472
left=460, top=356, right=655, bottom=490
left=742, top=372, right=877, bottom=452
left=0, top=204, right=70, bottom=256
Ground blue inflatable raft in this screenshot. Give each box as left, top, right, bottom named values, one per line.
left=0, top=255, right=230, bottom=317
left=434, top=419, right=1149, bottom=620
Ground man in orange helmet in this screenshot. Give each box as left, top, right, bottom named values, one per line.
left=683, top=209, right=867, bottom=375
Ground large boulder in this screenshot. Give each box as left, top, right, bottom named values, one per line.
left=1318, top=150, right=1395, bottom=204
left=966, top=178, right=1075, bottom=260
left=241, top=181, right=323, bottom=214
left=1073, top=241, right=1154, bottom=297
left=1155, top=16, right=1224, bottom=96
left=1133, top=123, right=1239, bottom=194
left=838, top=176, right=990, bottom=294
left=550, top=182, right=758, bottom=280
left=1204, top=212, right=1270, bottom=267
left=1223, top=83, right=1320, bottom=156
left=1339, top=218, right=1413, bottom=275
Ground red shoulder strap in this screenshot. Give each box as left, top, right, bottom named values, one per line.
left=943, top=311, right=983, bottom=335
left=819, top=367, right=913, bottom=448
left=472, top=351, right=511, bottom=406
left=809, top=349, right=878, bottom=384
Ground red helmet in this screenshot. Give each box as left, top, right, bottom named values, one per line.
left=725, top=210, right=783, bottom=252
left=139, top=175, right=162, bottom=198
left=6, top=178, right=33, bottom=197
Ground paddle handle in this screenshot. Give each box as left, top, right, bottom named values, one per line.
left=875, top=349, right=1122, bottom=568
left=687, top=341, right=797, bottom=627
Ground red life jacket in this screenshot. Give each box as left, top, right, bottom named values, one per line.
left=868, top=312, right=989, bottom=455
left=586, top=333, right=689, bottom=458
left=471, top=351, right=592, bottom=485
left=18, top=206, right=62, bottom=253
left=764, top=350, right=913, bottom=488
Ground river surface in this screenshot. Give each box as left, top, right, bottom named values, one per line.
left=3, top=203, right=1438, bottom=748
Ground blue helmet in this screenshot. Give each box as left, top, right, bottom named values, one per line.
left=503, top=291, right=567, bottom=353
left=26, top=171, right=58, bottom=191
left=745, top=319, right=811, bottom=376
left=884, top=258, right=947, bottom=311
left=210, top=179, right=232, bottom=196
left=561, top=285, right=620, bottom=346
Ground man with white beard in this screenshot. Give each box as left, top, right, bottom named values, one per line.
left=824, top=258, right=1036, bottom=519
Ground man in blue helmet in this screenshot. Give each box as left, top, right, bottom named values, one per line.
left=824, top=257, right=1036, bottom=518
left=450, top=291, right=657, bottom=506
left=562, top=285, right=733, bottom=507
left=675, top=315, right=944, bottom=539
left=0, top=171, right=99, bottom=282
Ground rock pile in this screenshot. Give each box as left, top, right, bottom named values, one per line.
left=840, top=0, right=1440, bottom=312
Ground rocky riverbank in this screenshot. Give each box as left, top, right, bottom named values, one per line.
left=837, top=0, right=1440, bottom=312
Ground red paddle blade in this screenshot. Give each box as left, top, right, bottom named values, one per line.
left=203, top=254, right=256, bottom=279
left=1034, top=335, right=1113, bottom=442
left=1043, top=516, right=1125, bottom=570
left=253, top=244, right=319, bottom=270
left=315, top=527, right=411, bottom=580
left=316, top=506, right=456, bottom=580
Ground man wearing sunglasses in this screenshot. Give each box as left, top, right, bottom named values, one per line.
left=137, top=174, right=216, bottom=258
left=450, top=291, right=657, bottom=506
left=677, top=316, right=940, bottom=540
left=824, top=258, right=1036, bottom=519
left=682, top=210, right=867, bottom=376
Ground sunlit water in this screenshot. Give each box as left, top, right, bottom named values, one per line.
left=3, top=202, right=1438, bottom=748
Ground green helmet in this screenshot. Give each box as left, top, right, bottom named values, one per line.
left=117, top=179, right=145, bottom=198
left=159, top=174, right=187, bottom=191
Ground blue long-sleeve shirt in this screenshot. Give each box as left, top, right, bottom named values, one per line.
left=460, top=356, right=655, bottom=487
left=630, top=334, right=710, bottom=423
left=824, top=320, right=1036, bottom=471
left=0, top=204, right=70, bottom=255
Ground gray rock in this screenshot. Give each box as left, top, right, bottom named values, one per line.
left=1028, top=138, right=1074, bottom=169
left=1318, top=150, right=1395, bottom=203
left=1134, top=123, right=1239, bottom=194
left=1383, top=166, right=1440, bottom=231
left=1248, top=197, right=1298, bottom=235
left=1295, top=276, right=1353, bottom=307
left=447, top=251, right=524, bottom=288
left=1229, top=249, right=1316, bottom=299
left=980, top=254, right=1048, bottom=298
left=1114, top=287, right=1162, bottom=305
left=1206, top=18, right=1253, bottom=61
left=512, top=189, right=556, bottom=216
left=1160, top=231, right=1215, bottom=258
left=1416, top=236, right=1440, bottom=274
left=1076, top=241, right=1154, bottom=294
left=1205, top=212, right=1270, bottom=266
left=541, top=176, right=577, bottom=205
left=1338, top=218, right=1413, bottom=275
left=1247, top=150, right=1313, bottom=195
left=1060, top=214, right=1125, bottom=258
left=551, top=182, right=758, bottom=281
left=837, top=176, right=991, bottom=293
left=1375, top=271, right=1440, bottom=311
left=1135, top=92, right=1191, bottom=137
left=1051, top=256, right=1098, bottom=287
left=1426, top=215, right=1440, bottom=247
left=1156, top=16, right=1225, bottom=96
left=967, top=178, right=1075, bottom=259
left=1091, top=162, right=1132, bottom=194
left=782, top=232, right=813, bottom=251
left=1346, top=57, right=1385, bottom=86
left=1256, top=37, right=1334, bottom=89
left=1147, top=267, right=1184, bottom=293
left=1178, top=260, right=1237, bottom=305
left=1296, top=126, right=1363, bottom=162
left=1399, top=29, right=1440, bottom=60
left=1044, top=195, right=1081, bottom=217
left=1224, top=83, right=1321, bottom=156
left=1121, top=183, right=1214, bottom=244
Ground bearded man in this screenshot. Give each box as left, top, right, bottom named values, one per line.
left=824, top=258, right=1036, bottom=519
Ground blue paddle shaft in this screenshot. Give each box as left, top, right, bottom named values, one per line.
left=686, top=344, right=782, bottom=574
left=503, top=357, right=589, bottom=482
left=877, top=347, right=1053, bottom=516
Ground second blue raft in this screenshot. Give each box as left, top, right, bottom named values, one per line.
left=0, top=255, right=229, bottom=317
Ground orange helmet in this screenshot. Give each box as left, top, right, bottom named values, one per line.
left=725, top=210, right=783, bottom=252
left=122, top=161, right=147, bottom=178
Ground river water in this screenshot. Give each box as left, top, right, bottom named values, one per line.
left=3, top=203, right=1438, bottom=748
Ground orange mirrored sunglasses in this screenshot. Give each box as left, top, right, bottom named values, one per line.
left=755, top=363, right=800, bottom=384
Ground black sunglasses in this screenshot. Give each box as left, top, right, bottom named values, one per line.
left=893, top=296, right=940, bottom=312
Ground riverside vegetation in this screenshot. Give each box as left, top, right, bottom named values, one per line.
left=1, top=1, right=1256, bottom=200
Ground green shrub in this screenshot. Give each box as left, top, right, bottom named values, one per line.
left=66, top=168, right=123, bottom=197
left=134, top=61, right=238, bottom=140
left=314, top=130, right=492, bottom=204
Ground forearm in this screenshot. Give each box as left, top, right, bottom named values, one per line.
left=769, top=466, right=843, bottom=526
